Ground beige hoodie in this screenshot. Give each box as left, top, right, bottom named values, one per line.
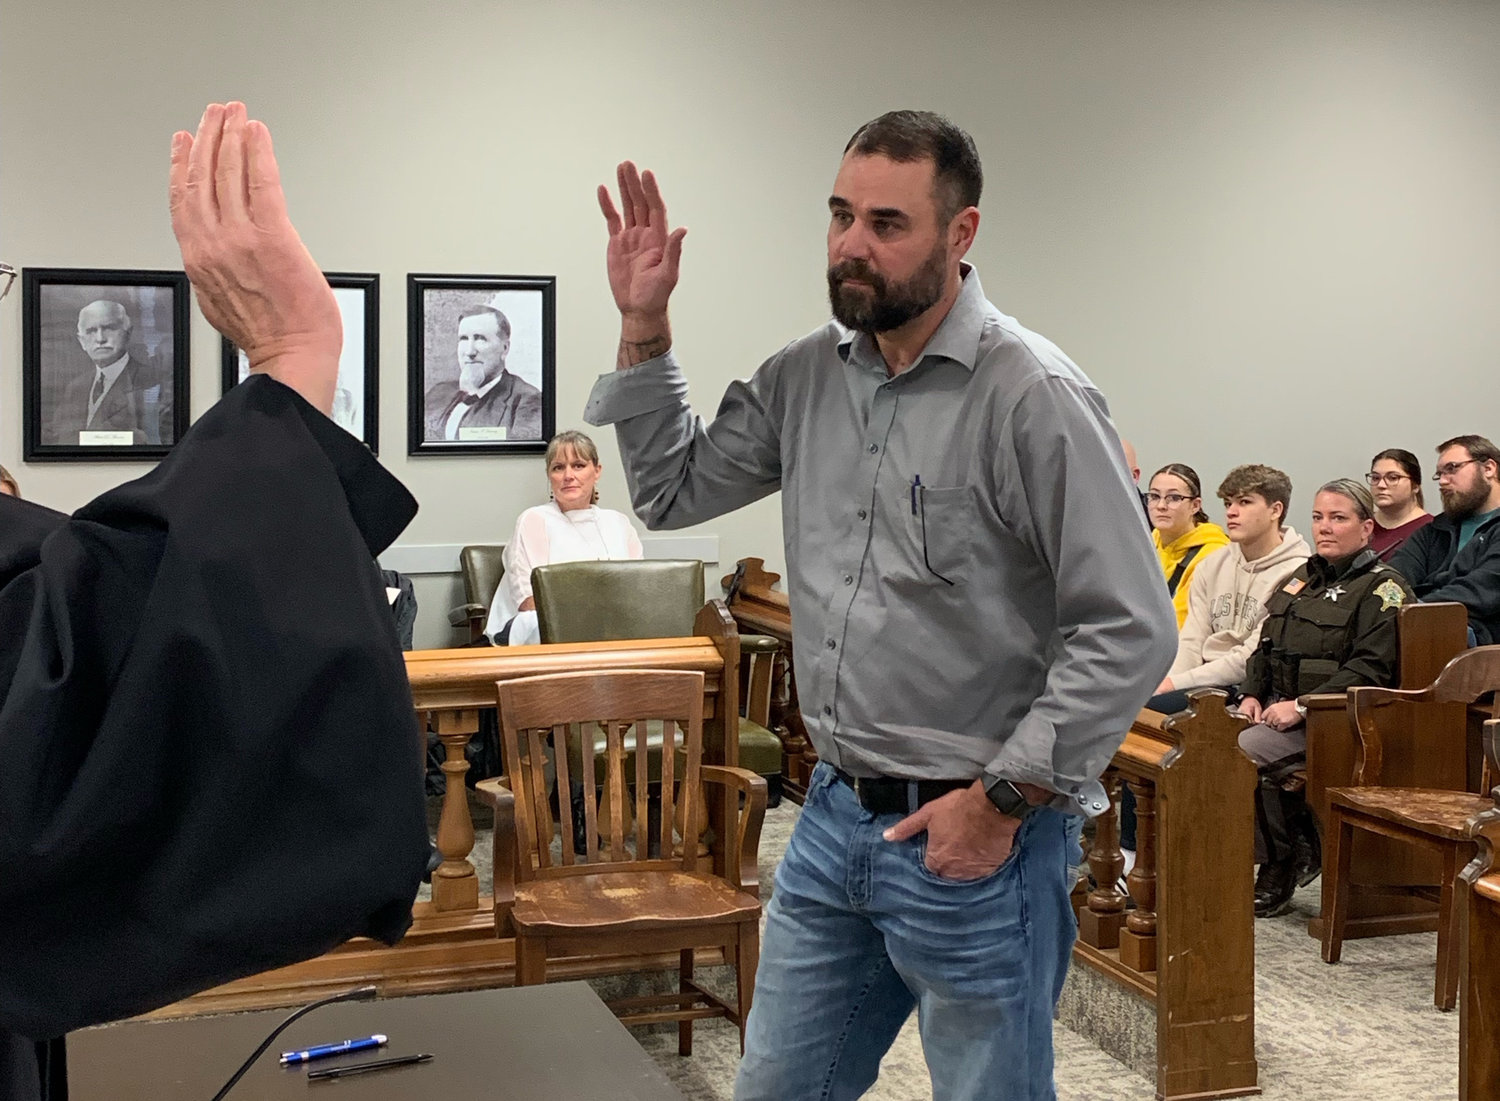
left=1168, top=527, right=1312, bottom=690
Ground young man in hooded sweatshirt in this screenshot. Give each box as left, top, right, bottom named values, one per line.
left=1149, top=465, right=1311, bottom=714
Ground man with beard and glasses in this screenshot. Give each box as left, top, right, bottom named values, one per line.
left=583, top=110, right=1176, bottom=1101
left=1389, top=434, right=1500, bottom=646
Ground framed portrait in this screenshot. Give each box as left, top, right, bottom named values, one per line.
left=221, top=272, right=380, bottom=452
left=22, top=268, right=190, bottom=461
left=407, top=274, right=555, bottom=455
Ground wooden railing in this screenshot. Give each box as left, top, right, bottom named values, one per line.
left=720, top=557, right=1260, bottom=1101
left=150, top=603, right=741, bottom=1018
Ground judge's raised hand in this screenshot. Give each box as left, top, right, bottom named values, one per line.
left=168, top=102, right=341, bottom=414
left=597, top=162, right=687, bottom=323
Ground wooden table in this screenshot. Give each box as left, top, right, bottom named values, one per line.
left=68, top=983, right=685, bottom=1100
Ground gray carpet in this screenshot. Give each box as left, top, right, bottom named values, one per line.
left=437, top=795, right=1460, bottom=1099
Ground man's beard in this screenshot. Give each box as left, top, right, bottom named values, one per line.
left=827, top=241, right=948, bottom=334
left=1441, top=478, right=1490, bottom=519
left=459, top=362, right=496, bottom=394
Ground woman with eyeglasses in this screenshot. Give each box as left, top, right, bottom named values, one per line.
left=1148, top=463, right=1229, bottom=628
left=1367, top=449, right=1432, bottom=562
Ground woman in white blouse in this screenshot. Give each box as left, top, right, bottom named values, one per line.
left=486, top=430, right=644, bottom=644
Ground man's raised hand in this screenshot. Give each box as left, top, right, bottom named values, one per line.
left=168, top=102, right=342, bottom=413
left=598, top=162, right=686, bottom=368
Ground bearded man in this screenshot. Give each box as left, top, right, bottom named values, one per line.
left=1389, top=434, right=1500, bottom=646
left=583, top=110, right=1176, bottom=1101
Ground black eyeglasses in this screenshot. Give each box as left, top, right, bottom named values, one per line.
left=1146, top=492, right=1193, bottom=506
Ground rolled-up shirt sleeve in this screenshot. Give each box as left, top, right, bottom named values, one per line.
left=980, top=377, right=1180, bottom=799
left=584, top=352, right=782, bottom=530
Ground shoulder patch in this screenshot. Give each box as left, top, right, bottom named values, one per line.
left=1374, top=579, right=1406, bottom=611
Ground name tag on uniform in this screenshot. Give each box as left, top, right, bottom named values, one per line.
left=458, top=426, right=507, bottom=441
left=1282, top=577, right=1306, bottom=595
left=79, top=431, right=134, bottom=446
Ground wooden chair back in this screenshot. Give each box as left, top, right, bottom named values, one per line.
left=1350, top=645, right=1500, bottom=788
left=497, top=669, right=706, bottom=878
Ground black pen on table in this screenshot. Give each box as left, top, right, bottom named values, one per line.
left=306, top=1052, right=434, bottom=1081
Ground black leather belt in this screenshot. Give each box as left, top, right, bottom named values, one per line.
left=832, top=767, right=971, bottom=816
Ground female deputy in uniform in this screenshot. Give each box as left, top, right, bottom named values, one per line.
left=1235, top=478, right=1415, bottom=918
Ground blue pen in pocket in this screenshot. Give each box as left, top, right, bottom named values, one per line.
left=279, top=1034, right=388, bottom=1065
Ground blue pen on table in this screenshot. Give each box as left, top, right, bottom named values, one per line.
left=279, top=1034, right=387, bottom=1065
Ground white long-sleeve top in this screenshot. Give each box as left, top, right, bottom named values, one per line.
left=485, top=502, right=644, bottom=644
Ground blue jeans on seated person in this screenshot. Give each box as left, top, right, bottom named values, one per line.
left=734, top=762, right=1074, bottom=1101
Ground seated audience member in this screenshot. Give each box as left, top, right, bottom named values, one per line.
left=1389, top=435, right=1500, bottom=646
left=1237, top=479, right=1414, bottom=917
left=0, top=465, right=18, bottom=498
left=485, top=428, right=644, bottom=645
left=1150, top=464, right=1310, bottom=714
left=1148, top=463, right=1229, bottom=628
left=1367, top=448, right=1432, bottom=562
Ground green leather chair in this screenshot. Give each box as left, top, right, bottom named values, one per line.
left=532, top=560, right=785, bottom=802
left=447, top=544, right=506, bottom=645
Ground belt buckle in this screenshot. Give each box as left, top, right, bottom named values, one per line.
left=853, top=776, right=869, bottom=806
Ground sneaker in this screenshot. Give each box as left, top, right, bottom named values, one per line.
left=1254, top=859, right=1297, bottom=918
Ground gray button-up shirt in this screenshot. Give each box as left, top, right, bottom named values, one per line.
left=585, top=267, right=1176, bottom=812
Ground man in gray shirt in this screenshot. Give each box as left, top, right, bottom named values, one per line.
left=586, top=111, right=1176, bottom=1101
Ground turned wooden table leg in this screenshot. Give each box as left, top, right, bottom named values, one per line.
left=1120, top=777, right=1159, bottom=972
left=431, top=708, right=480, bottom=912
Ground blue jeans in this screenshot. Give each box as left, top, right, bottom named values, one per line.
left=735, top=763, right=1075, bottom=1101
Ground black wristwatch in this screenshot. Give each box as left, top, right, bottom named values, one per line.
left=984, top=778, right=1039, bottom=821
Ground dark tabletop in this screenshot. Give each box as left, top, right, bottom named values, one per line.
left=67, top=982, right=686, bottom=1100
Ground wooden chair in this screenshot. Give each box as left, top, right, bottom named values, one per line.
left=476, top=669, right=765, bottom=1053
left=534, top=560, right=786, bottom=803
left=1321, top=646, right=1500, bottom=1010
left=1300, top=601, right=1469, bottom=940
left=447, top=544, right=506, bottom=645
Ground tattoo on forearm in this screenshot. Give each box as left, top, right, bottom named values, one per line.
left=617, top=334, right=671, bottom=369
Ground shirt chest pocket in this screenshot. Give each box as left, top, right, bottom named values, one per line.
left=913, top=484, right=978, bottom=584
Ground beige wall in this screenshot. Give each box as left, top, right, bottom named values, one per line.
left=3, top=0, right=1497, bottom=646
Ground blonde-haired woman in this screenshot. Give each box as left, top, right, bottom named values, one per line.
left=485, top=429, right=643, bottom=645
left=0, top=464, right=19, bottom=498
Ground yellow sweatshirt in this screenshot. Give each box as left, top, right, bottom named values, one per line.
left=1152, top=522, right=1230, bottom=628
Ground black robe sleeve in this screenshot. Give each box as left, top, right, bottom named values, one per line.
left=0, top=376, right=431, bottom=1054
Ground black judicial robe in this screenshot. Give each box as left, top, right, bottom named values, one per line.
left=0, top=376, right=431, bottom=1099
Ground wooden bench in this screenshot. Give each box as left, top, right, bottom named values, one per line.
left=148, top=602, right=744, bottom=1018
left=1075, top=697, right=1260, bottom=1100
left=1300, top=601, right=1469, bottom=940
left=721, top=557, right=1259, bottom=1100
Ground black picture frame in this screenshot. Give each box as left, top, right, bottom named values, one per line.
left=22, top=267, right=190, bottom=462
left=221, top=272, right=381, bottom=453
left=407, top=274, right=555, bottom=455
